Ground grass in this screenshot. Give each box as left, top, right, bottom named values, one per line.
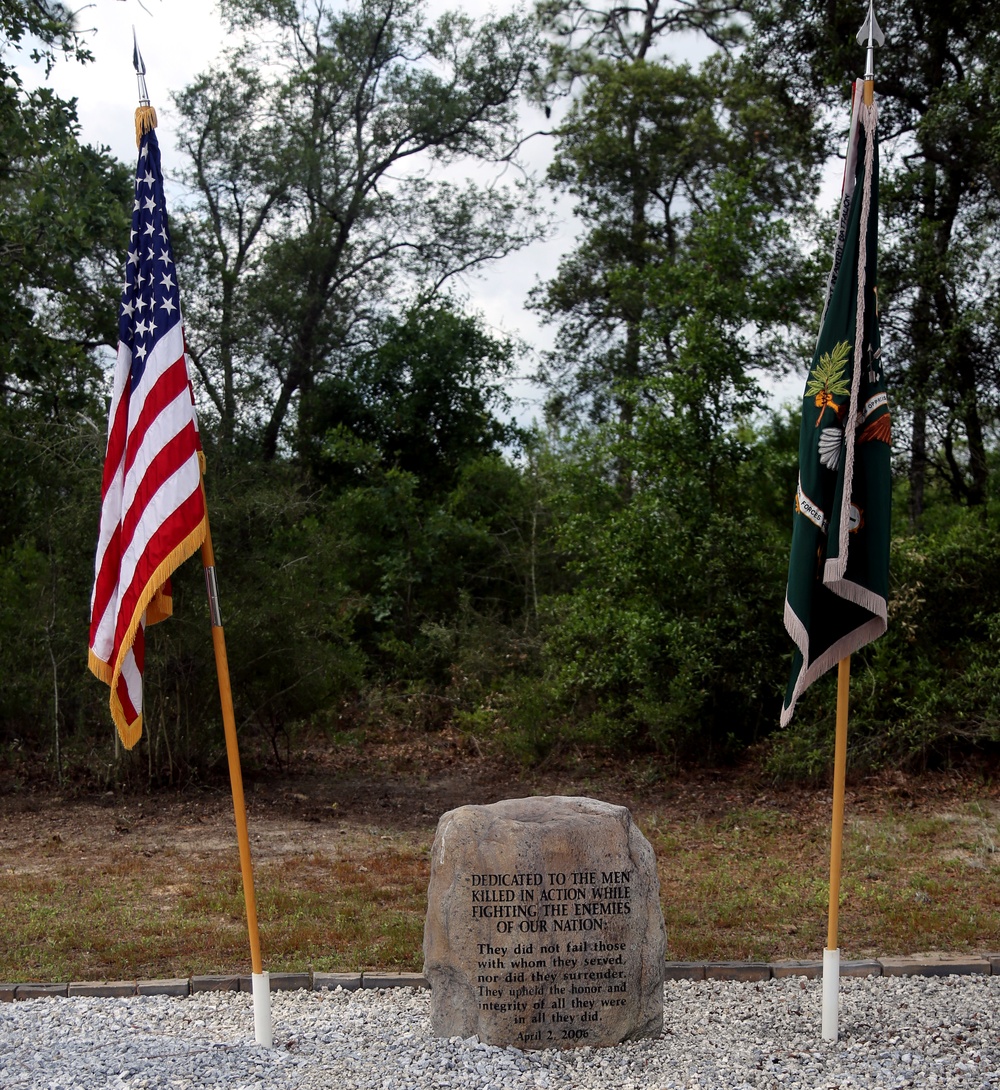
left=648, top=800, right=1000, bottom=962
left=0, top=832, right=432, bottom=982
left=0, top=784, right=998, bottom=982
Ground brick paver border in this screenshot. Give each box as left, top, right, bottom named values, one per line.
left=2, top=956, right=998, bottom=1000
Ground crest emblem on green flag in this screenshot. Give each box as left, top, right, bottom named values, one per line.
left=782, top=84, right=892, bottom=726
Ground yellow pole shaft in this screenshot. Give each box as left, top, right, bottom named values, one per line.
left=826, top=655, right=851, bottom=951
left=201, top=520, right=264, bottom=976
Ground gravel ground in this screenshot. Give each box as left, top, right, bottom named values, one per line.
left=1, top=975, right=998, bottom=1089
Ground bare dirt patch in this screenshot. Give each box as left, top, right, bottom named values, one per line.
left=1, top=729, right=996, bottom=887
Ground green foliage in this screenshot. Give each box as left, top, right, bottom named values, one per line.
left=859, top=511, right=1000, bottom=760
left=0, top=67, right=129, bottom=410
left=526, top=13, right=822, bottom=760
left=0, top=409, right=110, bottom=779
left=0, top=1, right=87, bottom=76
left=138, top=456, right=369, bottom=780
left=534, top=0, right=746, bottom=93
left=320, top=457, right=537, bottom=679
left=768, top=504, right=1000, bottom=779
left=130, top=439, right=547, bottom=780
left=0, top=7, right=130, bottom=777
left=303, top=302, right=521, bottom=492
left=0, top=541, right=51, bottom=731
left=533, top=42, right=822, bottom=432
left=535, top=406, right=795, bottom=761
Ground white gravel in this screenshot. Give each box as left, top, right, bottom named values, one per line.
left=2, top=975, right=999, bottom=1088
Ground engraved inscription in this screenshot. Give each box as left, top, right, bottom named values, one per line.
left=467, top=869, right=632, bottom=1044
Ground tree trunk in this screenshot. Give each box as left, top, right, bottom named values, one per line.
left=908, top=401, right=927, bottom=528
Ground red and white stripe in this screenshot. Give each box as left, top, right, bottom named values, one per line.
left=88, top=318, right=206, bottom=748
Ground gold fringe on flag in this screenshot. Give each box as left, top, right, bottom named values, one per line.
left=135, top=104, right=158, bottom=147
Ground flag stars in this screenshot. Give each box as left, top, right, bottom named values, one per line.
left=119, top=141, right=183, bottom=356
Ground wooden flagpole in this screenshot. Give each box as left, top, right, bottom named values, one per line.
left=201, top=517, right=273, bottom=1047
left=822, top=655, right=850, bottom=1041
left=822, top=2, right=884, bottom=1043
left=130, top=33, right=271, bottom=1047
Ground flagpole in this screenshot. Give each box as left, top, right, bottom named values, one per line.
left=129, top=36, right=272, bottom=1048
left=201, top=515, right=273, bottom=1047
left=821, top=1, right=884, bottom=1043
left=822, top=655, right=850, bottom=1040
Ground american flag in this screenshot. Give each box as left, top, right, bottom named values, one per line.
left=88, top=125, right=207, bottom=749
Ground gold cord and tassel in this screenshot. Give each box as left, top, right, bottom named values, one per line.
left=134, top=104, right=158, bottom=147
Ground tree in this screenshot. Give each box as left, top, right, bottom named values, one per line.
left=531, top=2, right=822, bottom=450
left=750, top=0, right=1000, bottom=521
left=535, top=0, right=744, bottom=87
left=0, top=0, right=82, bottom=74
left=171, top=62, right=291, bottom=447
left=303, top=301, right=522, bottom=493
left=0, top=1, right=131, bottom=765
left=175, top=0, right=545, bottom=459
left=0, top=0, right=128, bottom=591
left=514, top=1, right=825, bottom=754
left=530, top=182, right=813, bottom=755
left=0, top=0, right=129, bottom=572
left=0, top=2, right=130, bottom=426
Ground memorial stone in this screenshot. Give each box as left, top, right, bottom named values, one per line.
left=423, top=795, right=666, bottom=1049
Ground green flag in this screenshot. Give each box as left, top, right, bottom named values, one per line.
left=782, top=84, right=891, bottom=726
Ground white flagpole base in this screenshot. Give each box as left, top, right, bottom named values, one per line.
left=252, top=971, right=273, bottom=1047
left=822, top=948, right=840, bottom=1042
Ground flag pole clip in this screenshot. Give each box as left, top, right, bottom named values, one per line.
left=204, top=565, right=223, bottom=628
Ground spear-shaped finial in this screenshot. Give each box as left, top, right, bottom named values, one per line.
left=856, top=0, right=885, bottom=83
left=132, top=28, right=158, bottom=146
left=133, top=27, right=150, bottom=106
